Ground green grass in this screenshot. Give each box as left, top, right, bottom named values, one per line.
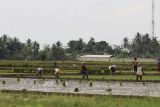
left=0, top=70, right=13, bottom=73
left=0, top=72, right=159, bottom=81
left=0, top=60, right=159, bottom=81
left=0, top=60, right=158, bottom=73
left=61, top=75, right=160, bottom=81
left=0, top=92, right=159, bottom=107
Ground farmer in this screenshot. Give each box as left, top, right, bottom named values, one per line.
left=109, top=65, right=116, bottom=73
left=73, top=64, right=77, bottom=68
left=157, top=58, right=160, bottom=72
left=136, top=63, right=143, bottom=80
left=36, top=67, right=43, bottom=78
left=55, top=67, right=61, bottom=78
left=81, top=62, right=88, bottom=79
left=132, top=57, right=138, bottom=72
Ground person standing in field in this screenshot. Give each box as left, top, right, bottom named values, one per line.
left=157, top=58, right=160, bottom=72
left=136, top=63, right=143, bottom=80
left=132, top=57, right=138, bottom=72
left=81, top=62, right=88, bottom=79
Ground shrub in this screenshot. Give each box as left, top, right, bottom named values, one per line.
left=74, top=88, right=79, bottom=92
left=89, top=82, right=93, bottom=87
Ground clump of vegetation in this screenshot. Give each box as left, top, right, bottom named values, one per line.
left=17, top=75, right=20, bottom=81
left=2, top=80, right=5, bottom=84
left=56, top=80, right=59, bottom=84
left=107, top=81, right=110, bottom=88
left=89, top=82, right=93, bottom=87
left=17, top=78, right=20, bottom=82
left=120, top=81, right=123, bottom=86
left=33, top=80, right=36, bottom=85
left=16, top=74, right=20, bottom=78
left=74, top=88, right=79, bottom=92
left=106, top=88, right=112, bottom=92
left=101, top=77, right=105, bottom=80
left=22, top=89, right=27, bottom=92
left=42, top=77, right=45, bottom=80
left=60, top=79, right=64, bottom=82
left=143, top=82, right=145, bottom=86
left=17, top=78, right=20, bottom=81
left=62, top=81, right=66, bottom=87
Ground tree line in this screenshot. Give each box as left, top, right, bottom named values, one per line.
left=0, top=33, right=159, bottom=60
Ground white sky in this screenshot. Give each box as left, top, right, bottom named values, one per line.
left=0, top=0, right=160, bottom=48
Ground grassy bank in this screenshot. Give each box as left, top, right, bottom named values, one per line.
left=61, top=75, right=160, bottom=81
left=0, top=92, right=159, bottom=107
left=0, top=60, right=158, bottom=73
left=0, top=74, right=159, bottom=81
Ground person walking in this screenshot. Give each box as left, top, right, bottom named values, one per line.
left=136, top=63, right=143, bottom=80
left=157, top=58, right=160, bottom=72
left=81, top=62, right=88, bottom=79
left=133, top=57, right=138, bottom=72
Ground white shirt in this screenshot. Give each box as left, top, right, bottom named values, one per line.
left=136, top=67, right=143, bottom=75
left=55, top=68, right=60, bottom=74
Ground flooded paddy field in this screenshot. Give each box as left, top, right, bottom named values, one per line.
left=0, top=77, right=160, bottom=97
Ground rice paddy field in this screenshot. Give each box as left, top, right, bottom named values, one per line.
left=0, top=60, right=159, bottom=107
left=0, top=60, right=158, bottom=74
left=0, top=60, right=159, bottom=81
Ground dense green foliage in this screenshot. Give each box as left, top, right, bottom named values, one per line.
left=0, top=33, right=159, bottom=60
left=0, top=92, right=159, bottom=107
left=122, top=33, right=160, bottom=58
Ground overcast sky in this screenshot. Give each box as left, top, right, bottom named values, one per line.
left=0, top=0, right=160, bottom=48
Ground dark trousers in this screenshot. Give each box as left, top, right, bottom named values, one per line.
left=55, top=73, right=60, bottom=78
left=36, top=71, right=42, bottom=78
left=82, top=71, right=88, bottom=79
left=134, top=65, right=137, bottom=72
left=158, top=66, right=160, bottom=72
left=136, top=75, right=142, bottom=80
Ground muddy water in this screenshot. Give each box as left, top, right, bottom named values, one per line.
left=0, top=78, right=160, bottom=97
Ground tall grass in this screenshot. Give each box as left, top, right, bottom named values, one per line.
left=0, top=92, right=159, bottom=107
